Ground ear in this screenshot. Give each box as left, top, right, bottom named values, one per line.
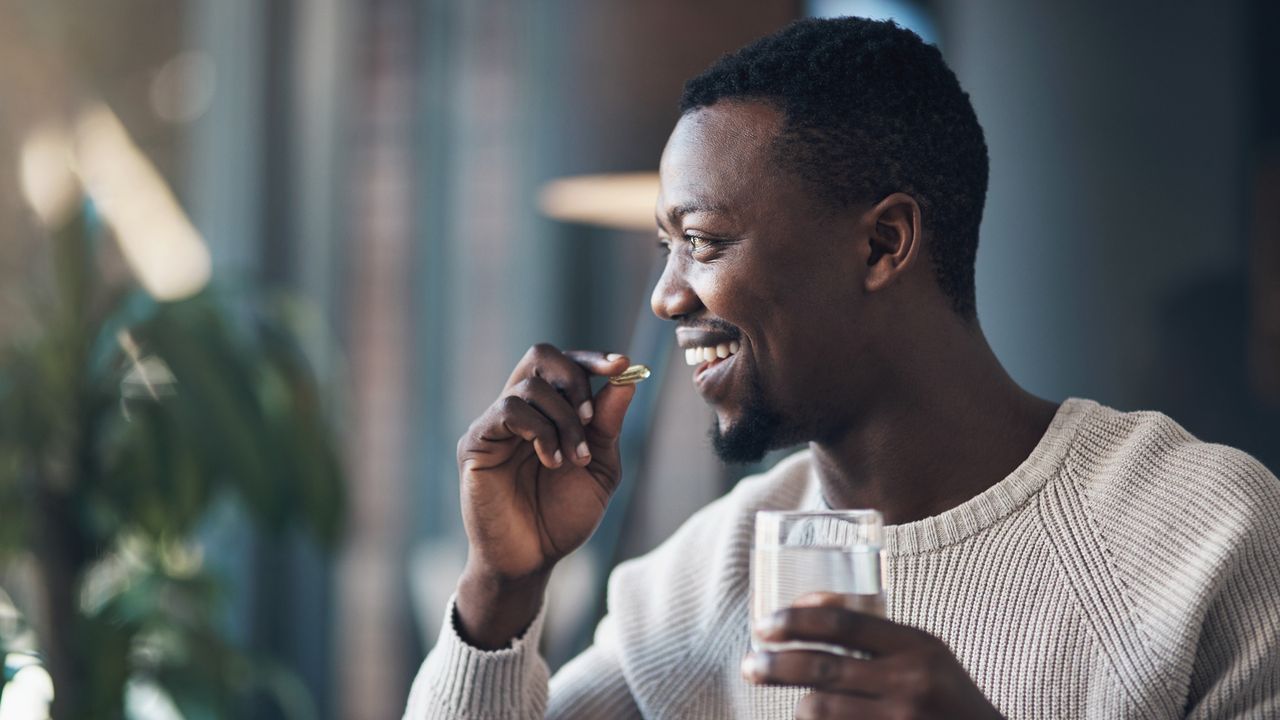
left=863, top=192, right=923, bottom=294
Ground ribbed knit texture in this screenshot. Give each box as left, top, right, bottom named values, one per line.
left=404, top=398, right=1280, bottom=718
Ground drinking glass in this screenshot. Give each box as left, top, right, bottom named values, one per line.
left=750, top=509, right=885, bottom=656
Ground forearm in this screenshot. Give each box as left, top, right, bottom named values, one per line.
left=456, top=563, right=551, bottom=650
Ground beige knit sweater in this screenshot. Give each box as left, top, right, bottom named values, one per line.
left=405, top=398, right=1280, bottom=718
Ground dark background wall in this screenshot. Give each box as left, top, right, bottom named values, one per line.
left=943, top=0, right=1278, bottom=471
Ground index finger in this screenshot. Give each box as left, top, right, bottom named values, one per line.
left=564, top=350, right=631, bottom=376
left=509, top=345, right=627, bottom=425
left=756, top=605, right=908, bottom=657
left=561, top=351, right=630, bottom=424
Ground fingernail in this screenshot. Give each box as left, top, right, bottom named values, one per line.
left=578, top=401, right=593, bottom=424
left=741, top=653, right=767, bottom=681
left=576, top=441, right=590, bottom=459
left=553, top=449, right=563, bottom=465
left=605, top=353, right=625, bottom=362
left=754, top=614, right=781, bottom=638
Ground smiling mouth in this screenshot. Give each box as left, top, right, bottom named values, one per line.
left=684, top=340, right=741, bottom=387
left=684, top=340, right=740, bottom=368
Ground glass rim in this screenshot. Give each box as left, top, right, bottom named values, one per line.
left=755, top=509, right=883, bottom=521
left=755, top=508, right=884, bottom=549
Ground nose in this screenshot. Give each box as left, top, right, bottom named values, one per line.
left=650, top=251, right=701, bottom=321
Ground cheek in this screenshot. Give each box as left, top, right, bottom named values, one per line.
left=688, top=260, right=774, bottom=336
left=690, top=250, right=859, bottom=375
left=747, top=274, right=862, bottom=400
left=688, top=264, right=794, bottom=379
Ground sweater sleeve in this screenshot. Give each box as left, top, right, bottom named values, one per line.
left=402, top=595, right=551, bottom=720
left=547, top=614, right=644, bottom=719
left=402, top=595, right=643, bottom=719
left=1183, top=462, right=1280, bottom=719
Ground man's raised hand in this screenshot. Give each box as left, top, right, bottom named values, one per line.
left=454, top=344, right=636, bottom=648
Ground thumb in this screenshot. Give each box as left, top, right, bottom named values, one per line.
left=586, top=378, right=638, bottom=446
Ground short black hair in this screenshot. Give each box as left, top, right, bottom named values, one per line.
left=680, top=17, right=988, bottom=319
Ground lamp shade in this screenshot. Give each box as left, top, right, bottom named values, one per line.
left=537, top=171, right=659, bottom=231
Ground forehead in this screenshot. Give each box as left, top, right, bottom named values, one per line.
left=657, top=101, right=787, bottom=224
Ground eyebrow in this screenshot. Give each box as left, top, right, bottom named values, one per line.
left=654, top=201, right=729, bottom=229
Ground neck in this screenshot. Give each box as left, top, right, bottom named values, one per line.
left=811, top=316, right=1058, bottom=526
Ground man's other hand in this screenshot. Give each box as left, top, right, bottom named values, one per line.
left=743, top=593, right=1004, bottom=719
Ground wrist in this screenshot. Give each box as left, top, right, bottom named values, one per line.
left=455, top=563, right=551, bottom=650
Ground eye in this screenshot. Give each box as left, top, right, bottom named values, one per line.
left=656, top=237, right=672, bottom=255
left=685, top=234, right=714, bottom=252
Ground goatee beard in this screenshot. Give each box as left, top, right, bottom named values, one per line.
left=709, top=388, right=785, bottom=464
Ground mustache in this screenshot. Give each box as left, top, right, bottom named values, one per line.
left=676, top=318, right=742, bottom=338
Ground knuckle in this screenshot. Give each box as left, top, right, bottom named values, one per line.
left=516, top=377, right=548, bottom=399
left=527, top=342, right=556, bottom=360
left=499, top=394, right=525, bottom=413
left=829, top=608, right=856, bottom=637
left=812, top=654, right=838, bottom=685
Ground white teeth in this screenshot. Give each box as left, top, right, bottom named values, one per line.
left=684, top=342, right=741, bottom=366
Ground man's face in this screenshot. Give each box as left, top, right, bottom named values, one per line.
left=652, top=100, right=877, bottom=462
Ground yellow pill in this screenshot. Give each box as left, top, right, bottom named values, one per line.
left=608, top=364, right=651, bottom=386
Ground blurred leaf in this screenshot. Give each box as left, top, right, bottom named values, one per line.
left=2, top=205, right=346, bottom=717
left=255, top=319, right=346, bottom=547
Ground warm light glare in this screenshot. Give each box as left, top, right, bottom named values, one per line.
left=0, top=655, right=54, bottom=720
left=18, top=126, right=81, bottom=228
left=74, top=103, right=211, bottom=301
left=538, top=172, right=659, bottom=231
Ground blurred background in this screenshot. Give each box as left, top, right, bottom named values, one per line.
left=0, top=0, right=1276, bottom=718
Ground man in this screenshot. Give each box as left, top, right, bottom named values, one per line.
left=405, top=17, right=1280, bottom=719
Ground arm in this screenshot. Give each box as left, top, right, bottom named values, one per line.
left=403, top=596, right=551, bottom=720
left=1183, top=485, right=1280, bottom=718
left=548, top=615, right=643, bottom=719
left=403, top=600, right=643, bottom=720
left=404, top=343, right=641, bottom=718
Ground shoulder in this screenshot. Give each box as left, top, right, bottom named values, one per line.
left=1063, top=399, right=1280, bottom=524
left=1055, top=398, right=1280, bottom=635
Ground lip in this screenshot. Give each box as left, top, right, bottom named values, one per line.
left=675, top=326, right=743, bottom=403
left=693, top=347, right=738, bottom=401
left=676, top=327, right=739, bottom=350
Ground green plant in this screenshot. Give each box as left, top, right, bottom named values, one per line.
left=0, top=204, right=344, bottom=719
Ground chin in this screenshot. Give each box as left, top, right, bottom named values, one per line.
left=709, top=406, right=785, bottom=465
left=704, top=362, right=790, bottom=463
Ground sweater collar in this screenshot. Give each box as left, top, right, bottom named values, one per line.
left=803, top=398, right=1095, bottom=557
